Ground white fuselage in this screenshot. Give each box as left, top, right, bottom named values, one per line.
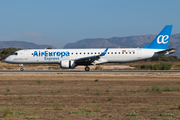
left=4, top=48, right=164, bottom=65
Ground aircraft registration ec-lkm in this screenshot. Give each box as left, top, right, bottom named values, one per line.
left=4, top=25, right=175, bottom=71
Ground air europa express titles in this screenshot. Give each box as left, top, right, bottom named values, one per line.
left=33, top=51, right=70, bottom=58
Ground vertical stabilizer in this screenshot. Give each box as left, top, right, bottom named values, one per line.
left=141, top=25, right=173, bottom=49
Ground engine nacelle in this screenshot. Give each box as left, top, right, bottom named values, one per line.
left=60, top=60, right=76, bottom=68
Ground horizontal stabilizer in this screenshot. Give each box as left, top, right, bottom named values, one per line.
left=155, top=48, right=175, bottom=54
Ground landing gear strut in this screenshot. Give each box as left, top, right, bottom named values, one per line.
left=19, top=64, right=24, bottom=71
left=85, top=66, right=90, bottom=71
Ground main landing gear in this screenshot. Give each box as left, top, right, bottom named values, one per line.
left=19, top=64, right=24, bottom=71
left=85, top=66, right=90, bottom=71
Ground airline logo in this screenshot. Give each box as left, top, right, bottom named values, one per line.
left=157, top=35, right=169, bottom=44
left=33, top=51, right=70, bottom=61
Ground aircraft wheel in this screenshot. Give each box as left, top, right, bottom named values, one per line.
left=20, top=68, right=24, bottom=71
left=85, top=66, right=90, bottom=71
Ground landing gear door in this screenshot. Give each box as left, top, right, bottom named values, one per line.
left=137, top=48, right=141, bottom=58
left=24, top=50, right=29, bottom=60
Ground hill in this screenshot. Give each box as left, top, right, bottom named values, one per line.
left=64, top=34, right=180, bottom=57
left=0, top=41, right=54, bottom=49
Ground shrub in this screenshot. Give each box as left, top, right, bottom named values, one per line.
left=37, top=80, right=41, bottom=84
left=137, top=63, right=172, bottom=70
left=7, top=89, right=10, bottom=92
left=94, top=79, right=98, bottom=82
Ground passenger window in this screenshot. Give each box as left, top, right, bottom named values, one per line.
left=91, top=52, right=93, bottom=54
left=80, top=53, right=81, bottom=54
left=133, top=52, right=135, bottom=54
left=76, top=53, right=78, bottom=55
left=95, top=52, right=96, bottom=54
left=32, top=53, right=33, bottom=55
left=108, top=52, right=109, bottom=54
left=111, top=52, right=113, bottom=54
left=84, top=52, right=86, bottom=54
left=98, top=52, right=100, bottom=54
left=71, top=53, right=73, bottom=55
left=115, top=52, right=117, bottom=54
left=88, top=52, right=89, bottom=54
left=119, top=52, right=120, bottom=54
left=129, top=52, right=131, bottom=54
left=126, top=52, right=128, bottom=54
left=122, top=52, right=124, bottom=54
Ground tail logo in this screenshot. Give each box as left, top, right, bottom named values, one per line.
left=157, top=35, right=169, bottom=44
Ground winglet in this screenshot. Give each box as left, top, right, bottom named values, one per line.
left=100, top=47, right=109, bottom=56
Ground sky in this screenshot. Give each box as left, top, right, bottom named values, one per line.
left=0, top=0, right=180, bottom=48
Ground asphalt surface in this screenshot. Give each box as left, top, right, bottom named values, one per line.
left=0, top=70, right=180, bottom=74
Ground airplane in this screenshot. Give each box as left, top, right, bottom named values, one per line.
left=4, top=25, right=175, bottom=71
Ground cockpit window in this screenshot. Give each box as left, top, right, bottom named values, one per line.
left=12, top=52, right=18, bottom=55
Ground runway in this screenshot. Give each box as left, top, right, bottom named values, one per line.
left=0, top=70, right=180, bottom=74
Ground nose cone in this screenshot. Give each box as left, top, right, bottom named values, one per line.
left=4, top=57, right=10, bottom=63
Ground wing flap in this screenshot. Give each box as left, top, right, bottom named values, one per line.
left=74, top=47, right=109, bottom=63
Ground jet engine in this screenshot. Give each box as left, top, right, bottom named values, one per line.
left=60, top=60, right=76, bottom=68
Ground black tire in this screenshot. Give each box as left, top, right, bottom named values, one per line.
left=85, top=66, right=90, bottom=71
left=20, top=68, right=24, bottom=71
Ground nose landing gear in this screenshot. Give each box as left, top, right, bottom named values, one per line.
left=19, top=64, right=24, bottom=71
left=85, top=66, right=90, bottom=71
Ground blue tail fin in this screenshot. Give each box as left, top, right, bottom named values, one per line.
left=141, top=25, right=173, bottom=49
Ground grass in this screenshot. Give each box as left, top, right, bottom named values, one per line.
left=160, top=113, right=175, bottom=116
left=86, top=86, right=90, bottom=91
left=108, top=93, right=113, bottom=101
left=0, top=109, right=4, bottom=112
left=178, top=104, right=180, bottom=109
left=53, top=102, right=61, bottom=110
left=96, top=89, right=100, bottom=95
left=69, top=110, right=97, bottom=115
left=92, top=99, right=96, bottom=103
left=25, top=116, right=39, bottom=119
left=19, top=95, right=23, bottom=99
left=126, top=112, right=139, bottom=116
left=1, top=73, right=180, bottom=119
left=151, top=117, right=162, bottom=119
left=60, top=80, right=64, bottom=83
left=3, top=107, right=12, bottom=117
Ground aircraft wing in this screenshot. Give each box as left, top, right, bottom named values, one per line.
left=155, top=48, right=175, bottom=54
left=73, top=47, right=109, bottom=63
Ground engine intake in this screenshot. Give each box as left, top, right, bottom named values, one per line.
left=60, top=60, right=76, bottom=68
